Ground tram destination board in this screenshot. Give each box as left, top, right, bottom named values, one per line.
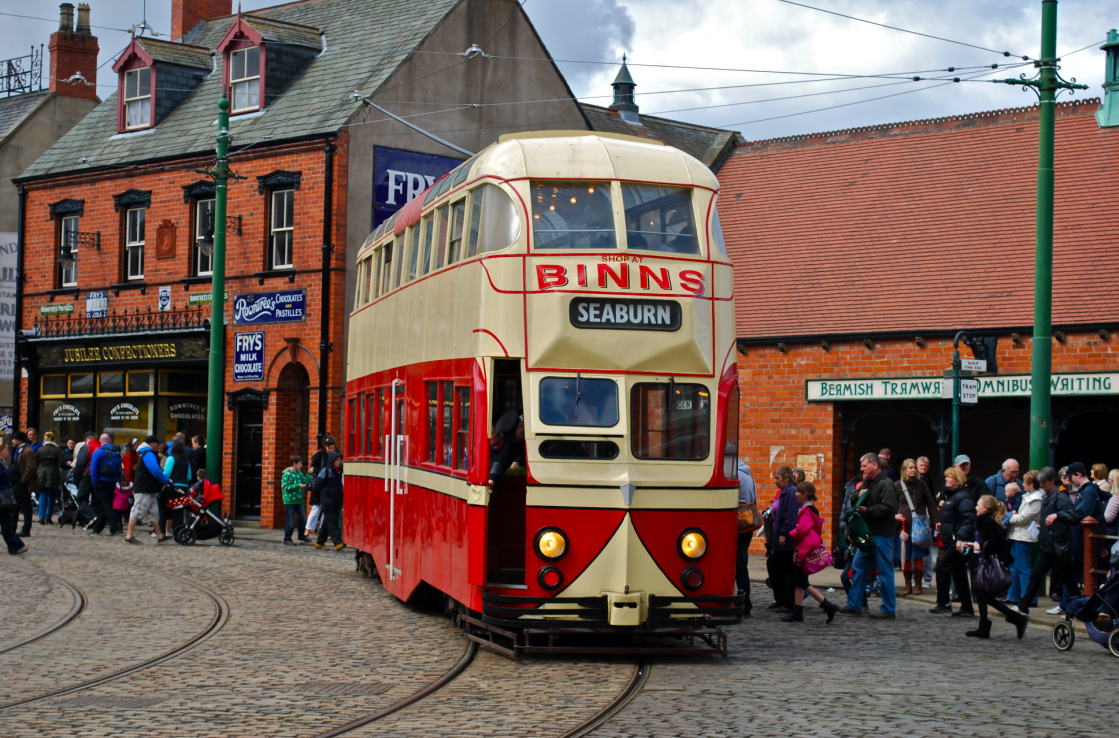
left=569, top=297, right=681, bottom=331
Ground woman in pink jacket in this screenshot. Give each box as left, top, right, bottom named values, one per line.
left=782, top=481, right=840, bottom=623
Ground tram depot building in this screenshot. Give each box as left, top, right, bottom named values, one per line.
left=12, top=0, right=733, bottom=527
left=718, top=88, right=1119, bottom=549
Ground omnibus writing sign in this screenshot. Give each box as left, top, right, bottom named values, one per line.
left=569, top=297, right=681, bottom=331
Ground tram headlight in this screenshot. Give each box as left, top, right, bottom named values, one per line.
left=678, top=528, right=708, bottom=560
left=534, top=527, right=568, bottom=560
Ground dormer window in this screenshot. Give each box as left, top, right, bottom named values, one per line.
left=230, top=46, right=261, bottom=113
left=124, top=67, right=152, bottom=129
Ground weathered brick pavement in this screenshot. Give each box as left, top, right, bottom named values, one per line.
left=2, top=526, right=1112, bottom=737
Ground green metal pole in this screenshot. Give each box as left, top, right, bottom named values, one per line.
left=1029, top=0, right=1058, bottom=470
left=205, top=96, right=230, bottom=483
left=952, top=347, right=960, bottom=462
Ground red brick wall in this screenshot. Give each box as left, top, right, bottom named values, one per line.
left=20, top=132, right=350, bottom=528
left=738, top=330, right=1119, bottom=551
left=172, top=0, right=232, bottom=42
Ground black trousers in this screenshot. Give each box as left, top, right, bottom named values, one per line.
left=935, top=547, right=973, bottom=611
left=735, top=531, right=754, bottom=614
left=316, top=508, right=342, bottom=545
left=13, top=485, right=33, bottom=535
left=91, top=481, right=119, bottom=534
left=769, top=549, right=797, bottom=607
left=976, top=592, right=1015, bottom=625
left=77, top=475, right=97, bottom=525
left=1018, top=548, right=1072, bottom=614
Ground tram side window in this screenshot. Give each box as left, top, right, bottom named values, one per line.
left=442, top=380, right=454, bottom=466
left=407, top=226, right=420, bottom=282
left=420, top=214, right=435, bottom=276
left=455, top=385, right=470, bottom=471
left=348, top=397, right=359, bottom=457
left=394, top=230, right=407, bottom=288
left=373, top=248, right=384, bottom=300
left=465, top=189, right=483, bottom=258
left=448, top=199, right=466, bottom=265
left=477, top=184, right=520, bottom=253
left=427, top=382, right=439, bottom=463
left=353, top=259, right=365, bottom=310
left=363, top=256, right=375, bottom=305
left=381, top=240, right=394, bottom=296
left=622, top=184, right=698, bottom=255
left=531, top=181, right=616, bottom=250
left=539, top=376, right=619, bottom=427
left=631, top=383, right=710, bottom=460
left=434, top=205, right=449, bottom=270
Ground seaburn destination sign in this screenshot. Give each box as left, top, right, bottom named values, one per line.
left=807, top=373, right=1119, bottom=401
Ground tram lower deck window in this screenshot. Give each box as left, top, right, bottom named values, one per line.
left=631, top=383, right=710, bottom=460
left=539, top=376, right=618, bottom=427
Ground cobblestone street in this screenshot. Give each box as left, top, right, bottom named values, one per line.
left=1, top=526, right=1112, bottom=737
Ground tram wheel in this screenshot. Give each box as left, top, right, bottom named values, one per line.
left=218, top=527, right=235, bottom=546
left=1052, top=621, right=1075, bottom=651
left=1108, top=628, right=1119, bottom=658
left=177, top=527, right=197, bottom=546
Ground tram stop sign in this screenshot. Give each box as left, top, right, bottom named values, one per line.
left=960, top=378, right=979, bottom=404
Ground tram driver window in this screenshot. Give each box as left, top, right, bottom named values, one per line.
left=622, top=184, right=698, bottom=254
left=531, top=181, right=616, bottom=250
left=631, top=383, right=711, bottom=460
left=539, top=376, right=619, bottom=427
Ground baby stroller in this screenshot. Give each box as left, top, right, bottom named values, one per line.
left=168, top=481, right=235, bottom=546
left=1051, top=547, right=1119, bottom=658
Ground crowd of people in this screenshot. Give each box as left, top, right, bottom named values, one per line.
left=739, top=448, right=1119, bottom=639
left=0, top=430, right=207, bottom=555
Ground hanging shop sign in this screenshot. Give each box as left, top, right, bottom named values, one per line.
left=232, top=289, right=306, bottom=325
left=373, top=146, right=462, bottom=228
left=807, top=372, right=1119, bottom=401
left=40, top=303, right=74, bottom=315
left=86, top=290, right=108, bottom=319
left=233, top=332, right=265, bottom=381
left=32, top=336, right=208, bottom=368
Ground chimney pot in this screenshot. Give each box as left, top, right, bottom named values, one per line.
left=76, top=3, right=91, bottom=35
left=59, top=3, right=74, bottom=32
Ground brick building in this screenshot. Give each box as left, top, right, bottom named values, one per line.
left=718, top=64, right=1119, bottom=548
left=13, top=0, right=593, bottom=526
left=1, top=3, right=100, bottom=421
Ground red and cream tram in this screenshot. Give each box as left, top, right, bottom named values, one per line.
left=344, top=131, right=743, bottom=654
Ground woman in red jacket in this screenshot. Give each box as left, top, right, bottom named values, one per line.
left=783, top=481, right=840, bottom=623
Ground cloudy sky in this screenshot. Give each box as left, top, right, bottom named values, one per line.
left=2, top=0, right=1113, bottom=141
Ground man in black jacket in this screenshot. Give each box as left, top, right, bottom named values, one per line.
left=1015, top=467, right=1077, bottom=616
left=837, top=453, right=899, bottom=619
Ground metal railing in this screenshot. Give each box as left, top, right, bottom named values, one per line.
left=2, top=46, right=43, bottom=97
left=31, top=305, right=208, bottom=339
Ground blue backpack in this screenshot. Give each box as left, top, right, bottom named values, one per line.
left=100, top=444, right=123, bottom=479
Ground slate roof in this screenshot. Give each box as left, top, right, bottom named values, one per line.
left=18, top=0, right=462, bottom=180
left=0, top=90, right=51, bottom=145
left=240, top=14, right=321, bottom=48
left=579, top=103, right=740, bottom=169
left=717, top=99, right=1119, bottom=341
left=135, top=37, right=211, bottom=70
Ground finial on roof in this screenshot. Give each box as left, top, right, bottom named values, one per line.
left=1099, top=29, right=1119, bottom=127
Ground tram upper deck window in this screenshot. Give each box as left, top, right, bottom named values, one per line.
left=539, top=376, right=619, bottom=427
left=631, top=383, right=710, bottom=460
left=622, top=184, right=698, bottom=255
left=531, top=181, right=616, bottom=250
left=709, top=208, right=727, bottom=258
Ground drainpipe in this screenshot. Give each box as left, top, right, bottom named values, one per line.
left=12, top=183, right=27, bottom=427
left=318, top=138, right=335, bottom=451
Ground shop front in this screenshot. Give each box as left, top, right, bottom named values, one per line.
left=22, top=322, right=210, bottom=445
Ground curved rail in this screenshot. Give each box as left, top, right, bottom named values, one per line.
left=559, top=658, right=650, bottom=738
left=314, top=641, right=479, bottom=738
left=0, top=576, right=87, bottom=656
left=0, top=573, right=229, bottom=711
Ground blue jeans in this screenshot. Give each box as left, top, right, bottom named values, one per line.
left=38, top=489, right=58, bottom=521
left=284, top=503, right=306, bottom=542
left=1007, top=540, right=1034, bottom=604
left=846, top=535, right=897, bottom=615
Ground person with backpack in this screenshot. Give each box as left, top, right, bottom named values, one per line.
left=313, top=451, right=345, bottom=551
left=837, top=453, right=899, bottom=619
left=124, top=436, right=172, bottom=545
left=89, top=433, right=124, bottom=536
left=783, top=481, right=839, bottom=623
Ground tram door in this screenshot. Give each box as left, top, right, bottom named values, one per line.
left=387, top=382, right=406, bottom=582
left=487, top=359, right=526, bottom=586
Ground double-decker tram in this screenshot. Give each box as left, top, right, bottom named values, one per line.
left=344, top=131, right=743, bottom=655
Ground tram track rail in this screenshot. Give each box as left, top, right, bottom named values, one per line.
left=0, top=575, right=87, bottom=656
left=0, top=573, right=229, bottom=712
left=560, top=658, right=649, bottom=738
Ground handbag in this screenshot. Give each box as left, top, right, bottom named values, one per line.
left=900, top=483, right=934, bottom=549
left=737, top=501, right=762, bottom=534
left=845, top=489, right=874, bottom=552
left=0, top=487, right=15, bottom=509
left=801, top=544, right=833, bottom=575
left=973, top=552, right=1012, bottom=598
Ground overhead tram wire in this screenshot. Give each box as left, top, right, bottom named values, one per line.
left=0, top=10, right=132, bottom=34
left=720, top=66, right=1007, bottom=129
left=776, top=0, right=1030, bottom=60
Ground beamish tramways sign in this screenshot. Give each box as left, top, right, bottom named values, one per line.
left=806, top=373, right=1119, bottom=401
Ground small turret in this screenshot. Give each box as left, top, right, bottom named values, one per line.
left=610, top=54, right=639, bottom=124
left=1098, top=29, right=1119, bottom=128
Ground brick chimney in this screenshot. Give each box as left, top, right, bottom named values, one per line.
left=172, top=0, right=232, bottom=42
left=49, top=3, right=99, bottom=101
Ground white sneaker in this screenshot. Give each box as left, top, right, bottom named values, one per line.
left=150, top=532, right=159, bottom=538
left=1046, top=605, right=1063, bottom=615
left=1009, top=605, right=1022, bottom=614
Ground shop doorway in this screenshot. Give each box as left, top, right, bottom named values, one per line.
left=1053, top=403, right=1119, bottom=470
left=843, top=403, right=942, bottom=483
left=235, top=403, right=264, bottom=519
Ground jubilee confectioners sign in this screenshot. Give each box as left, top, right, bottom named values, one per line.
left=33, top=336, right=208, bottom=368
left=806, top=373, right=1119, bottom=401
